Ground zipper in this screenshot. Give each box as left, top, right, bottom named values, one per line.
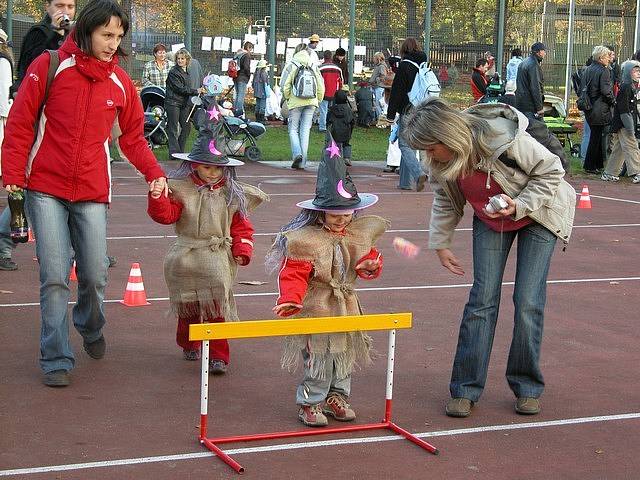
left=73, top=81, right=93, bottom=201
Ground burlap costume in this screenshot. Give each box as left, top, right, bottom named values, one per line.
left=164, top=178, right=268, bottom=320
left=280, top=215, right=390, bottom=380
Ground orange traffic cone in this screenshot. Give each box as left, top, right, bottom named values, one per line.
left=121, top=262, right=150, bottom=306
left=577, top=184, right=592, bottom=209
left=69, top=261, right=77, bottom=281
left=28, top=228, right=35, bottom=243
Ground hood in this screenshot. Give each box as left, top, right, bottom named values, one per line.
left=621, top=60, right=640, bottom=84
left=59, top=33, right=119, bottom=81
left=403, top=50, right=428, bottom=64
left=292, top=49, right=311, bottom=66
left=331, top=103, right=350, bottom=118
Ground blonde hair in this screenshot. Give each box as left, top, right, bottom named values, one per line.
left=592, top=45, right=612, bottom=64
left=373, top=52, right=385, bottom=65
left=0, top=41, right=12, bottom=62
left=401, top=97, right=496, bottom=181
left=175, top=48, right=192, bottom=67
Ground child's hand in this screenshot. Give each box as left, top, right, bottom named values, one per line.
left=355, top=258, right=380, bottom=278
left=273, top=303, right=302, bottom=317
left=149, top=177, right=168, bottom=199
left=234, top=255, right=248, bottom=266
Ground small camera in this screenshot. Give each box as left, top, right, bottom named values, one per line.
left=60, top=14, right=71, bottom=28
left=485, top=194, right=508, bottom=214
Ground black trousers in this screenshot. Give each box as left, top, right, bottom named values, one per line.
left=166, top=103, right=191, bottom=155
left=584, top=124, right=606, bottom=171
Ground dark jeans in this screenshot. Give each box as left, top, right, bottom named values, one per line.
left=166, top=103, right=191, bottom=155
left=584, top=124, right=606, bottom=171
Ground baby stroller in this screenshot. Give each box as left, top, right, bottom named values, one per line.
left=542, top=94, right=578, bottom=157
left=140, top=85, right=169, bottom=148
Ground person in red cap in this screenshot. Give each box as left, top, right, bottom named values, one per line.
left=148, top=99, right=268, bottom=374
left=266, top=142, right=388, bottom=427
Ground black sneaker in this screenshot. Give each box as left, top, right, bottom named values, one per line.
left=291, top=155, right=303, bottom=170
left=107, top=256, right=117, bottom=268
left=0, top=257, right=18, bottom=271
left=83, top=335, right=106, bottom=359
left=43, top=370, right=70, bottom=387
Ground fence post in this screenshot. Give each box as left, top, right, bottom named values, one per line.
left=635, top=0, right=640, bottom=52
left=269, top=0, right=276, bottom=87
left=6, top=0, right=13, bottom=41
left=496, top=0, right=506, bottom=77
left=185, top=0, right=192, bottom=52
left=424, top=0, right=432, bottom=63
left=563, top=0, right=576, bottom=112
left=348, top=0, right=355, bottom=88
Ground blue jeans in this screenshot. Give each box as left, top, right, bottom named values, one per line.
left=288, top=105, right=316, bottom=167
left=450, top=217, right=557, bottom=401
left=581, top=115, right=591, bottom=162
left=397, top=114, right=423, bottom=189
left=233, top=81, right=248, bottom=117
left=318, top=99, right=332, bottom=131
left=255, top=96, right=266, bottom=116
left=25, top=190, right=108, bottom=374
left=0, top=206, right=16, bottom=259
left=373, top=87, right=385, bottom=118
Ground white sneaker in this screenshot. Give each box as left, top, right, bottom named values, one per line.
left=601, top=172, right=620, bottom=182
left=632, top=174, right=640, bottom=184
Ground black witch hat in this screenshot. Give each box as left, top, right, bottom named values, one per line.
left=296, top=136, right=378, bottom=213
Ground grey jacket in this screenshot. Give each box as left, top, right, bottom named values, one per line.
left=427, top=104, right=576, bottom=250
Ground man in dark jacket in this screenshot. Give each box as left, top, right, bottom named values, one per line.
left=385, top=37, right=427, bottom=191
left=470, top=58, right=489, bottom=102
left=327, top=90, right=355, bottom=165
left=515, top=42, right=546, bottom=119
left=17, top=0, right=76, bottom=86
left=232, top=41, right=253, bottom=117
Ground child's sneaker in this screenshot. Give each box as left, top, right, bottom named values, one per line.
left=323, top=392, right=356, bottom=421
left=183, top=349, right=200, bottom=361
left=632, top=173, right=640, bottom=184
left=601, top=172, right=620, bottom=182
left=298, top=404, right=328, bottom=427
left=208, top=359, right=228, bottom=374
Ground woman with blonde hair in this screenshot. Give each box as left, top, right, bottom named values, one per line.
left=165, top=48, right=206, bottom=155
left=368, top=51, right=388, bottom=118
left=403, top=98, right=576, bottom=418
left=581, top=45, right=615, bottom=173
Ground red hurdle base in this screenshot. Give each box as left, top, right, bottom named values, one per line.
left=198, top=399, right=438, bottom=474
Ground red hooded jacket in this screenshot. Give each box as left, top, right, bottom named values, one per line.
left=2, top=35, right=164, bottom=202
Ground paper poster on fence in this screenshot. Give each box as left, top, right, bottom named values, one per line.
left=212, top=37, right=221, bottom=50
left=287, top=37, right=303, bottom=48
left=354, top=61, right=364, bottom=74
left=250, top=59, right=259, bottom=73
left=323, top=38, right=339, bottom=52
left=220, top=37, right=230, bottom=51
left=254, top=42, right=267, bottom=55
left=340, top=38, right=349, bottom=49
left=201, top=36, right=212, bottom=51
left=231, top=39, right=241, bottom=52
left=171, top=43, right=185, bottom=54
left=257, top=30, right=266, bottom=46
left=221, top=58, right=231, bottom=71
left=286, top=48, right=295, bottom=62
left=354, top=45, right=366, bottom=56
left=276, top=41, right=286, bottom=55
left=244, top=33, right=258, bottom=45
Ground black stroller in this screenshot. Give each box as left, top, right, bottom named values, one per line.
left=140, top=85, right=169, bottom=148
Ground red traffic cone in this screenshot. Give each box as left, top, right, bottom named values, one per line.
left=121, top=262, right=150, bottom=306
left=69, top=261, right=77, bottom=282
left=577, top=184, right=592, bottom=209
left=28, top=228, right=35, bottom=243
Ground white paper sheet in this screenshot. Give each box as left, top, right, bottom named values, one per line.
left=171, top=43, right=185, bottom=54
left=340, top=38, right=349, bottom=49
left=254, top=43, right=267, bottom=55
left=257, top=30, right=267, bottom=46
left=244, top=33, right=258, bottom=45
left=201, top=36, right=212, bottom=51
left=221, top=58, right=232, bottom=71
left=276, top=41, right=286, bottom=55
left=354, top=60, right=364, bottom=74
left=220, top=37, right=230, bottom=51
left=323, top=38, right=339, bottom=52
left=212, top=37, right=222, bottom=51
left=287, top=37, right=303, bottom=48
left=286, top=48, right=295, bottom=62
left=354, top=45, right=366, bottom=56
left=231, top=39, right=242, bottom=52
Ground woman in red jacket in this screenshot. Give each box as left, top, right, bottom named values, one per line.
left=2, top=0, right=166, bottom=388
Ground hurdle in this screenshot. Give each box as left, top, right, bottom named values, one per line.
left=189, top=313, right=438, bottom=473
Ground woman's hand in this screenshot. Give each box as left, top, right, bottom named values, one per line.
left=5, top=185, right=22, bottom=193
left=197, top=87, right=207, bottom=95
left=483, top=194, right=516, bottom=218
left=272, top=303, right=303, bottom=317
left=355, top=258, right=380, bottom=278
left=436, top=248, right=464, bottom=276
left=149, top=177, right=168, bottom=199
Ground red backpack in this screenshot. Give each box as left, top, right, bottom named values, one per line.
left=227, top=53, right=243, bottom=79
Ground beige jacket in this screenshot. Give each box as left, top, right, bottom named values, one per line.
left=427, top=103, right=576, bottom=250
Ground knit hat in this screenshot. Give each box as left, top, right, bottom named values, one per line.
left=531, top=42, right=546, bottom=53
left=335, top=47, right=346, bottom=57
left=296, top=136, right=378, bottom=213
left=172, top=96, right=244, bottom=166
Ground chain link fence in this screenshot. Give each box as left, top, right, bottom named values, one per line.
left=2, top=0, right=637, bottom=103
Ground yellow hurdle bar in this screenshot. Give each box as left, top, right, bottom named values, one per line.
left=189, top=313, right=412, bottom=341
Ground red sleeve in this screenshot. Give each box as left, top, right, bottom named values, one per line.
left=276, top=257, right=313, bottom=316
left=1, top=53, right=49, bottom=187
left=147, top=193, right=183, bottom=224
left=230, top=212, right=255, bottom=265
left=355, top=247, right=383, bottom=280
left=115, top=69, right=165, bottom=182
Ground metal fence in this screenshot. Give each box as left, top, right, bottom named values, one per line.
left=2, top=0, right=638, bottom=100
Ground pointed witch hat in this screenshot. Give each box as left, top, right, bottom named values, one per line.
left=296, top=136, right=378, bottom=213
left=172, top=96, right=244, bottom=166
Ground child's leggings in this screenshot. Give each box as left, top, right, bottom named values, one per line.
left=176, top=304, right=230, bottom=364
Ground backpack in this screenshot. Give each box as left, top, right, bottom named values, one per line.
left=402, top=59, right=441, bottom=106
left=227, top=53, right=243, bottom=79
left=576, top=80, right=592, bottom=112
left=291, top=62, right=317, bottom=99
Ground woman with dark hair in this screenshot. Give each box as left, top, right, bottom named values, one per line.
left=2, top=0, right=167, bottom=388
left=385, top=37, right=427, bottom=191
left=403, top=98, right=576, bottom=418
left=142, top=43, right=173, bottom=88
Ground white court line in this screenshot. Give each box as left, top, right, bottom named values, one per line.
left=111, top=191, right=432, bottom=198
left=1, top=412, right=638, bottom=477
left=590, top=194, right=640, bottom=205
left=1, top=276, right=639, bottom=309
left=104, top=223, right=640, bottom=241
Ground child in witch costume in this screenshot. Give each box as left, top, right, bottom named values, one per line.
left=266, top=143, right=389, bottom=427
left=148, top=106, right=268, bottom=374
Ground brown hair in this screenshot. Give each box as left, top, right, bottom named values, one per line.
left=400, top=37, right=421, bottom=57
left=153, top=43, right=167, bottom=54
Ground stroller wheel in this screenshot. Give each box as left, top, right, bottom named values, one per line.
left=245, top=146, right=261, bottom=162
